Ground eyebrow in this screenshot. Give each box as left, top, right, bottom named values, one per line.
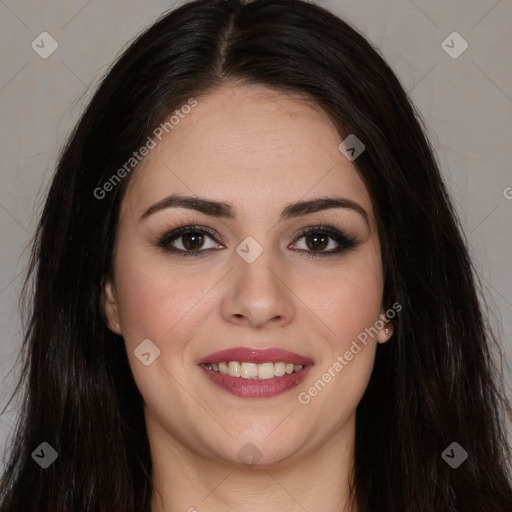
left=139, top=193, right=369, bottom=226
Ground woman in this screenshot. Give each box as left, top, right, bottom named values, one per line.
left=1, top=0, right=511, bottom=510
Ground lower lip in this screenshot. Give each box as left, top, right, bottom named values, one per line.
left=199, top=364, right=313, bottom=399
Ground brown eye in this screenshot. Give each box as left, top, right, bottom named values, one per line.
left=181, top=232, right=205, bottom=250
left=289, top=225, right=358, bottom=258
left=304, top=232, right=330, bottom=252
left=157, top=226, right=223, bottom=256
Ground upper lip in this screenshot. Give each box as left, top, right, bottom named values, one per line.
left=198, top=347, right=314, bottom=366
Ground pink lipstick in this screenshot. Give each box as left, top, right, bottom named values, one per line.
left=198, top=347, right=313, bottom=399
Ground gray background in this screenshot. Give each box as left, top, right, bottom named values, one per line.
left=1, top=0, right=511, bottom=464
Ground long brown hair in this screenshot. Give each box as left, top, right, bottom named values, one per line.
left=1, top=1, right=511, bottom=510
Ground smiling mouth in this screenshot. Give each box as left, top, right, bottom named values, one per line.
left=203, top=361, right=307, bottom=379
left=198, top=347, right=313, bottom=398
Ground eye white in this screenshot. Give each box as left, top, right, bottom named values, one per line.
left=292, top=233, right=339, bottom=252
left=172, top=232, right=220, bottom=251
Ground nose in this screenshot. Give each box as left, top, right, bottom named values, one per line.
left=220, top=245, right=296, bottom=329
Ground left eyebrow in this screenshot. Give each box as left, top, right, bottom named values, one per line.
left=280, top=197, right=369, bottom=227
left=139, top=193, right=369, bottom=227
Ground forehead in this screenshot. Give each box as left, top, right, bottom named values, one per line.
left=122, top=84, right=376, bottom=227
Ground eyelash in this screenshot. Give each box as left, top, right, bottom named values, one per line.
left=156, top=222, right=358, bottom=259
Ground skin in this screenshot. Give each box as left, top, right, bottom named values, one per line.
left=104, top=83, right=394, bottom=512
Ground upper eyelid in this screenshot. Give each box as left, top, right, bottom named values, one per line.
left=161, top=223, right=344, bottom=237
left=158, top=223, right=355, bottom=248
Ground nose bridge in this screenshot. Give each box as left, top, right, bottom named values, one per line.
left=221, top=233, right=295, bottom=327
left=234, top=233, right=281, bottom=296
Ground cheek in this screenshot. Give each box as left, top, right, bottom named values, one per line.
left=298, top=276, right=381, bottom=424
left=296, top=250, right=383, bottom=411
left=302, top=250, right=384, bottom=348
left=112, top=252, right=209, bottom=404
left=113, top=247, right=207, bottom=353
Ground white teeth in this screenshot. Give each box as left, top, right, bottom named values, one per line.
left=205, top=361, right=307, bottom=379
left=257, top=363, right=275, bottom=379
left=241, top=362, right=258, bottom=379
left=228, top=361, right=241, bottom=377
left=274, top=362, right=286, bottom=377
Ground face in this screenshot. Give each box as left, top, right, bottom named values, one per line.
left=104, top=83, right=393, bottom=467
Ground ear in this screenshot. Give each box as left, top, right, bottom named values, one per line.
left=103, top=278, right=122, bottom=335
left=376, top=308, right=394, bottom=344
